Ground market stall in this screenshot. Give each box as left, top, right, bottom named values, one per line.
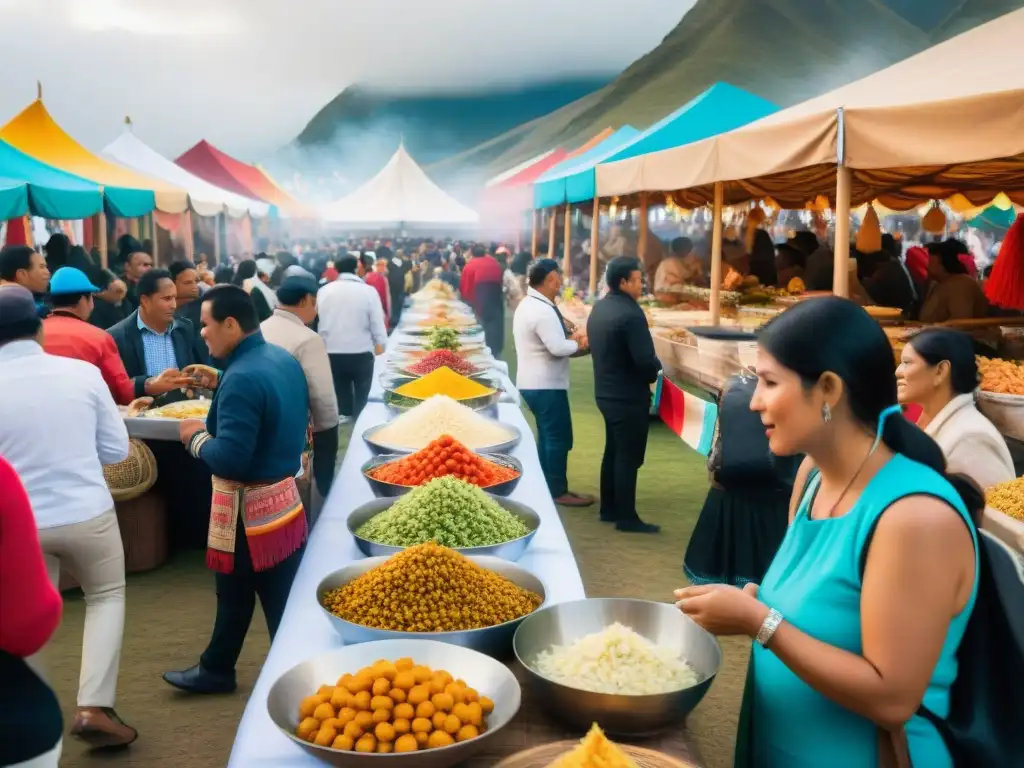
left=226, top=284, right=713, bottom=766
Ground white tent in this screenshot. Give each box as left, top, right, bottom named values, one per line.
left=321, top=143, right=478, bottom=225
left=103, top=127, right=270, bottom=218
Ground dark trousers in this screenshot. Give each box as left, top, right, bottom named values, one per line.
left=521, top=389, right=573, bottom=497
left=329, top=352, right=374, bottom=419
left=200, top=522, right=303, bottom=675
left=597, top=398, right=651, bottom=525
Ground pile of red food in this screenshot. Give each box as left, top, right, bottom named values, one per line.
left=369, top=435, right=518, bottom=488
left=406, top=349, right=479, bottom=377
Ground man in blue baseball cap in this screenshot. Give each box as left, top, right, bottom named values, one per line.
left=43, top=267, right=187, bottom=405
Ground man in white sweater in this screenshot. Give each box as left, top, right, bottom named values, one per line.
left=512, top=259, right=593, bottom=507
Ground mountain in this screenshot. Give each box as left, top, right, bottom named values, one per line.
left=281, top=78, right=609, bottom=191
left=429, top=0, right=1024, bottom=182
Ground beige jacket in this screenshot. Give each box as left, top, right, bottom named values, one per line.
left=261, top=309, right=339, bottom=432
left=924, top=392, right=1014, bottom=490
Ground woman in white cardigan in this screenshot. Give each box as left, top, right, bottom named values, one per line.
left=897, top=328, right=1014, bottom=489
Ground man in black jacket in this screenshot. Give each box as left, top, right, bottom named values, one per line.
left=586, top=256, right=662, bottom=534
left=107, top=269, right=209, bottom=400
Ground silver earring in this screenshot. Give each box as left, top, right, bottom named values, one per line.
left=822, top=403, right=832, bottom=424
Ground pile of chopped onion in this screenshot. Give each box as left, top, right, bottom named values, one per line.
left=533, top=622, right=698, bottom=695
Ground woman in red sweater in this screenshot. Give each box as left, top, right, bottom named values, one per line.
left=0, top=455, right=64, bottom=766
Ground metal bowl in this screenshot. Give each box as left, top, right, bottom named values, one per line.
left=383, top=388, right=501, bottom=416
left=361, top=420, right=522, bottom=456
left=380, top=371, right=500, bottom=393
left=317, top=556, right=546, bottom=658
left=360, top=453, right=523, bottom=498
left=402, top=325, right=484, bottom=337
left=266, top=639, right=522, bottom=768
left=513, top=598, right=722, bottom=735
left=345, top=495, right=540, bottom=560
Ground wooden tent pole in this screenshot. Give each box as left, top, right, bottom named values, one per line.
left=833, top=165, right=852, bottom=298
left=98, top=212, right=108, bottom=270
left=709, top=182, right=724, bottom=326
left=589, top=196, right=600, bottom=296
left=151, top=213, right=160, bottom=263
left=214, top=213, right=222, bottom=265
left=637, top=192, right=649, bottom=266
left=563, top=203, right=572, bottom=277
left=547, top=209, right=557, bottom=260
left=531, top=210, right=539, bottom=258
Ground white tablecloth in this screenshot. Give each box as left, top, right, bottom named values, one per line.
left=226, top=400, right=585, bottom=766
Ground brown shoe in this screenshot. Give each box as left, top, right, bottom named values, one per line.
left=553, top=492, right=595, bottom=508
left=71, top=707, right=137, bottom=749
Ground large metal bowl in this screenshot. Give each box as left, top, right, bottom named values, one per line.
left=266, top=639, right=522, bottom=768
left=361, top=420, right=522, bottom=457
left=383, top=388, right=501, bottom=416
left=360, top=453, right=523, bottom=498
left=317, top=556, right=546, bottom=658
left=402, top=324, right=484, bottom=337
left=513, top=598, right=721, bottom=735
left=345, top=495, right=540, bottom=560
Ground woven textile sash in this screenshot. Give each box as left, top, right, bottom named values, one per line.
left=207, top=476, right=306, bottom=574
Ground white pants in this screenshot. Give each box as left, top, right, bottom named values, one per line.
left=32, top=509, right=126, bottom=708
left=8, top=740, right=62, bottom=768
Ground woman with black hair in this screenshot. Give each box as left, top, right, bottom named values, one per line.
left=675, top=297, right=980, bottom=767
left=897, top=328, right=1013, bottom=489
left=232, top=259, right=273, bottom=322
left=748, top=229, right=778, bottom=287
left=919, top=240, right=989, bottom=322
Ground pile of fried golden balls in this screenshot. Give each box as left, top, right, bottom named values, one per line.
left=294, top=658, right=495, bottom=754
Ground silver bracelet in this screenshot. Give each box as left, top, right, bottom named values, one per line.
left=755, top=608, right=784, bottom=648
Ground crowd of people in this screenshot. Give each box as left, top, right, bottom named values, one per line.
left=0, top=215, right=1020, bottom=767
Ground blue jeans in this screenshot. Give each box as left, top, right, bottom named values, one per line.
left=521, top=389, right=573, bottom=497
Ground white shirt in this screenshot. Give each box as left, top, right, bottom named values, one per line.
left=513, top=287, right=579, bottom=390
left=0, top=340, right=129, bottom=528
left=317, top=273, right=389, bottom=355
left=924, top=392, right=1015, bottom=490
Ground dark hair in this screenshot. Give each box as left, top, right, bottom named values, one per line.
left=336, top=254, right=358, bottom=274
left=44, top=233, right=71, bottom=270
left=605, top=256, right=642, bottom=294
left=528, top=258, right=560, bottom=288
left=202, top=284, right=260, bottom=333
left=137, top=268, right=173, bottom=298
left=470, top=245, right=486, bottom=259
left=233, top=259, right=258, bottom=285
left=908, top=329, right=979, bottom=395
left=276, top=281, right=317, bottom=306
left=116, top=234, right=142, bottom=259
left=775, top=244, right=806, bottom=269
left=671, top=237, right=693, bottom=256
left=758, top=296, right=983, bottom=516
left=0, top=317, right=41, bottom=344
left=926, top=240, right=968, bottom=275
left=0, top=245, right=38, bottom=281
left=510, top=251, right=532, bottom=277
left=881, top=233, right=900, bottom=259
left=51, top=291, right=91, bottom=309
left=169, top=260, right=196, bottom=282
left=213, top=265, right=235, bottom=284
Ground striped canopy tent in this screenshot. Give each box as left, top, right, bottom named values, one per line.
left=103, top=126, right=270, bottom=218
left=478, top=149, right=570, bottom=233
left=533, top=127, right=641, bottom=209
left=0, top=99, right=183, bottom=217
left=0, top=138, right=104, bottom=220
left=176, top=140, right=313, bottom=218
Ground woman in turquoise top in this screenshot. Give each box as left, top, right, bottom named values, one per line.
left=675, top=297, right=981, bottom=767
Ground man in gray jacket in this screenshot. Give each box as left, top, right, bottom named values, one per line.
left=261, top=275, right=340, bottom=519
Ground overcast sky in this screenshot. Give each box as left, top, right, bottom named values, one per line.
left=0, top=0, right=693, bottom=161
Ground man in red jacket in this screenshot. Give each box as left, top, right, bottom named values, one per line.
left=459, top=244, right=505, bottom=356
left=43, top=267, right=187, bottom=405
left=364, top=255, right=391, bottom=323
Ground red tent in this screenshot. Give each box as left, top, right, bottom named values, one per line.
left=176, top=140, right=311, bottom=217
left=478, top=149, right=569, bottom=235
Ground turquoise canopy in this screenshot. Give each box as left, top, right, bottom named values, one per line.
left=967, top=205, right=1017, bottom=231
left=533, top=127, right=640, bottom=209
left=584, top=83, right=777, bottom=202
left=0, top=139, right=105, bottom=220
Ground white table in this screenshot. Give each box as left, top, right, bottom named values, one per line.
left=226, top=399, right=585, bottom=766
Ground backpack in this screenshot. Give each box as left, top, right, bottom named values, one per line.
left=861, top=516, right=1024, bottom=766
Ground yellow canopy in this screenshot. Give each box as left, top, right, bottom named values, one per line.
left=1, top=100, right=189, bottom=214
left=596, top=8, right=1024, bottom=211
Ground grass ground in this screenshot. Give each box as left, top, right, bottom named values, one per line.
left=44, top=344, right=747, bottom=768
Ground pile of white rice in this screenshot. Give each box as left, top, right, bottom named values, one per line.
left=373, top=395, right=515, bottom=450
left=533, top=622, right=698, bottom=695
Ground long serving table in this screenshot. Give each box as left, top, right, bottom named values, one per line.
left=226, top=393, right=587, bottom=766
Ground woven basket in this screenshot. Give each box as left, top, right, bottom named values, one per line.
left=494, top=741, right=696, bottom=768
left=977, top=391, right=1024, bottom=442
left=103, top=438, right=158, bottom=502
